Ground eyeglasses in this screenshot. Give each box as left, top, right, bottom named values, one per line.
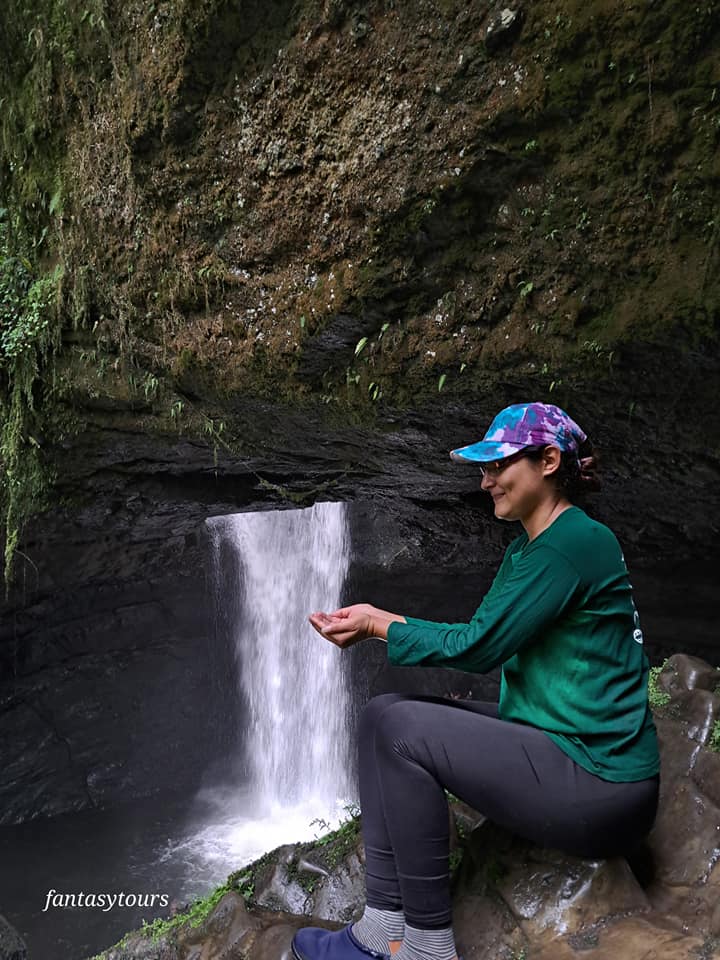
left=478, top=448, right=537, bottom=478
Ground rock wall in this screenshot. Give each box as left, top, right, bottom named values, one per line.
left=88, top=654, right=720, bottom=960
left=1, top=0, right=720, bottom=825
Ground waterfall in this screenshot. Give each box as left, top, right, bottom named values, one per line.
left=207, top=501, right=353, bottom=809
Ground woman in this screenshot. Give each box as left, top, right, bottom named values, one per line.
left=292, top=402, right=660, bottom=960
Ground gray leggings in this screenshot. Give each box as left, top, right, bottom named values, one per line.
left=359, top=694, right=659, bottom=929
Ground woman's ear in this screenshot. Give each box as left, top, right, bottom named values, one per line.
left=542, top=445, right=562, bottom=477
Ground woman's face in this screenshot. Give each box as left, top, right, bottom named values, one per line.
left=480, top=447, right=561, bottom=524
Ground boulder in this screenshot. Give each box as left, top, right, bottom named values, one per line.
left=485, top=6, right=523, bottom=54
left=90, top=652, right=720, bottom=960
left=0, top=916, right=26, bottom=960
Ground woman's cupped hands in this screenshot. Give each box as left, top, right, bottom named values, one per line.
left=308, top=603, right=377, bottom=648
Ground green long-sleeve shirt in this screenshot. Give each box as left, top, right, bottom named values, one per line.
left=386, top=506, right=660, bottom=782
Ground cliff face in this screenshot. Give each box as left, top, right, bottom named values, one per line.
left=2, top=0, right=720, bottom=422
left=1, top=0, right=719, bottom=542
left=0, top=1, right=719, bottom=823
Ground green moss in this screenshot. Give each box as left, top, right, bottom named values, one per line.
left=138, top=880, right=234, bottom=943
left=648, top=663, right=671, bottom=710
left=0, top=212, right=63, bottom=585
left=308, top=803, right=361, bottom=869
left=284, top=857, right=318, bottom=894
left=709, top=720, right=720, bottom=754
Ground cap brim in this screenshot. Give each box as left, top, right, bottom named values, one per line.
left=449, top=440, right=526, bottom=463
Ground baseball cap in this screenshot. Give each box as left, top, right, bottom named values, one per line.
left=450, top=402, right=587, bottom=463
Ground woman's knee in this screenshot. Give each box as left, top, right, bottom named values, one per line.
left=359, top=693, right=407, bottom=740
left=366, top=698, right=432, bottom=761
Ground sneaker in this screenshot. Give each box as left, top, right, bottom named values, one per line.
left=292, top=924, right=390, bottom=960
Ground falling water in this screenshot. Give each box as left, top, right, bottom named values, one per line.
left=151, top=502, right=354, bottom=890
left=208, top=500, right=353, bottom=808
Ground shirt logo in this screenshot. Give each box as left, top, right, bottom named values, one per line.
left=633, top=609, right=644, bottom=644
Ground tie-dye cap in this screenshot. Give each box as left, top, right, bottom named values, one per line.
left=450, top=402, right=587, bottom=463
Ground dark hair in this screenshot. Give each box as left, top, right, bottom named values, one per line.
left=524, top=441, right=601, bottom=499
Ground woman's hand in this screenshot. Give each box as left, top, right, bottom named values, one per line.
left=308, top=603, right=376, bottom=648
left=308, top=603, right=406, bottom=648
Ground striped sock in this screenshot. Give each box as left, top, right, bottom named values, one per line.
left=352, top=906, right=405, bottom=954
left=395, top=924, right=457, bottom=960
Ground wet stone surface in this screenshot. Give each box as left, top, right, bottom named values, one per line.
left=90, top=653, right=720, bottom=960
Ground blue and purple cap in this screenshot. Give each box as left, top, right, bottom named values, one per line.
left=450, top=402, right=587, bottom=463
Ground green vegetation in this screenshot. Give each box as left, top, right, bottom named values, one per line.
left=139, top=881, right=233, bottom=942
left=309, top=802, right=361, bottom=869
left=648, top=662, right=671, bottom=710
left=1, top=0, right=718, bottom=582
left=98, top=805, right=362, bottom=949
left=709, top=720, right=720, bottom=754
left=0, top=210, right=62, bottom=584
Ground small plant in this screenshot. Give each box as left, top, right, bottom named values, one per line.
left=309, top=803, right=361, bottom=867
left=524, top=139, right=539, bottom=153
left=236, top=871, right=255, bottom=903
left=354, top=336, right=368, bottom=357
left=576, top=210, right=591, bottom=231
left=518, top=280, right=534, bottom=299
left=438, top=373, right=447, bottom=392
left=142, top=373, right=159, bottom=400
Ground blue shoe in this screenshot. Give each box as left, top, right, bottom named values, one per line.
left=291, top=924, right=390, bottom=960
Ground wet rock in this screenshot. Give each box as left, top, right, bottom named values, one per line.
left=648, top=655, right=720, bottom=902
left=531, top=916, right=709, bottom=960
left=252, top=834, right=366, bottom=924
left=499, top=849, right=648, bottom=938
left=247, top=922, right=299, bottom=960
left=0, top=915, right=27, bottom=960
left=97, top=929, right=175, bottom=960
left=450, top=821, right=651, bottom=957
left=177, top=891, right=260, bottom=958
left=305, top=847, right=365, bottom=924
left=90, top=659, right=720, bottom=960
left=349, top=10, right=371, bottom=42
left=484, top=7, right=523, bottom=54
left=656, top=655, right=720, bottom=746
left=254, top=846, right=314, bottom=915
left=660, top=654, right=720, bottom=694
left=692, top=746, right=720, bottom=808
left=452, top=892, right=526, bottom=960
